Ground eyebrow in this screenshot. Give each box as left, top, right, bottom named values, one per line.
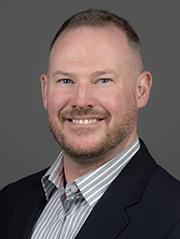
left=51, top=70, right=117, bottom=78
left=51, top=71, right=72, bottom=77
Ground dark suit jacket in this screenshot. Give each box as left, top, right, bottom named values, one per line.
left=1, top=140, right=180, bottom=239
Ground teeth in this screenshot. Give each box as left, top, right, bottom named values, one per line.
left=72, top=119, right=98, bottom=125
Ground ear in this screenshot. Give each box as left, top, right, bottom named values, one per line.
left=136, top=71, right=152, bottom=108
left=40, top=73, right=48, bottom=109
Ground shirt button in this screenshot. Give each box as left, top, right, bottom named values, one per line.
left=71, top=184, right=78, bottom=193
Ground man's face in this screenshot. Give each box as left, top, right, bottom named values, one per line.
left=41, top=25, right=151, bottom=163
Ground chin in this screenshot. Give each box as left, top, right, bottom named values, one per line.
left=59, top=137, right=109, bottom=163
left=64, top=139, right=101, bottom=153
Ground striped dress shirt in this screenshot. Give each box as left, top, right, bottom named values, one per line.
left=31, top=137, right=140, bottom=239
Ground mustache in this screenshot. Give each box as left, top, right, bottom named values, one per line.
left=59, top=107, right=109, bottom=120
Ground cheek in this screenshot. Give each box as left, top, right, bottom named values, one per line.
left=47, top=90, right=71, bottom=114
left=99, top=90, right=124, bottom=115
left=100, top=89, right=136, bottom=118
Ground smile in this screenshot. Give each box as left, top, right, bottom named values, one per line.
left=72, top=118, right=101, bottom=125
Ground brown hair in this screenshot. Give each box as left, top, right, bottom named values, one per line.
left=50, top=9, right=143, bottom=62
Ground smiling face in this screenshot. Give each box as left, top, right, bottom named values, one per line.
left=41, top=25, right=152, bottom=164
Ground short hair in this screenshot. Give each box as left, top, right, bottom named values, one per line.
left=50, top=9, right=143, bottom=62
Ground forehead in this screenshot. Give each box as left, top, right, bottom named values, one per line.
left=49, top=25, right=136, bottom=73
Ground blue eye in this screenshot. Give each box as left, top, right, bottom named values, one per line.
left=97, top=78, right=112, bottom=84
left=57, top=78, right=74, bottom=84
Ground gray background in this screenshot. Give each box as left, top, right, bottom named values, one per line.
left=0, top=0, right=180, bottom=189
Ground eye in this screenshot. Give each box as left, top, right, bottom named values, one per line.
left=96, top=78, right=112, bottom=84
left=57, top=78, right=74, bottom=84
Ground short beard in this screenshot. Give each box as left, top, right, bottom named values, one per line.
left=48, top=104, right=137, bottom=164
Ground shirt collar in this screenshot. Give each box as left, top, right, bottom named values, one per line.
left=42, top=152, right=64, bottom=200
left=42, top=137, right=140, bottom=204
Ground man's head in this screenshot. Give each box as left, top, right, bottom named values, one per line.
left=41, top=9, right=152, bottom=164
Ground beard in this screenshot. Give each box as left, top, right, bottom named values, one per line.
left=48, top=103, right=137, bottom=164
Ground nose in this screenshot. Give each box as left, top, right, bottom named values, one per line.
left=70, top=83, right=95, bottom=108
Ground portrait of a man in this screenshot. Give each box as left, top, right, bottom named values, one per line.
left=0, top=7, right=180, bottom=239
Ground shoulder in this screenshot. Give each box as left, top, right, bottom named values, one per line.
left=146, top=165, right=180, bottom=200
left=138, top=139, right=180, bottom=204
left=128, top=139, right=180, bottom=221
left=0, top=168, right=48, bottom=237
left=142, top=164, right=180, bottom=217
left=0, top=168, right=48, bottom=201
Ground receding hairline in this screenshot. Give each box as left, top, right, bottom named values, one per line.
left=48, top=9, right=144, bottom=73
left=48, top=23, right=144, bottom=75
left=50, top=10, right=143, bottom=55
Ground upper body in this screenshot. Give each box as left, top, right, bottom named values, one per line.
left=1, top=9, right=180, bottom=239
left=1, top=139, right=180, bottom=239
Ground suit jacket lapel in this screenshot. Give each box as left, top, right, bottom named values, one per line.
left=76, top=140, right=157, bottom=239
left=21, top=186, right=46, bottom=239
left=76, top=184, right=129, bottom=239
left=7, top=172, right=47, bottom=239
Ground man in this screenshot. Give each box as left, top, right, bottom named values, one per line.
left=1, top=9, right=180, bottom=239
